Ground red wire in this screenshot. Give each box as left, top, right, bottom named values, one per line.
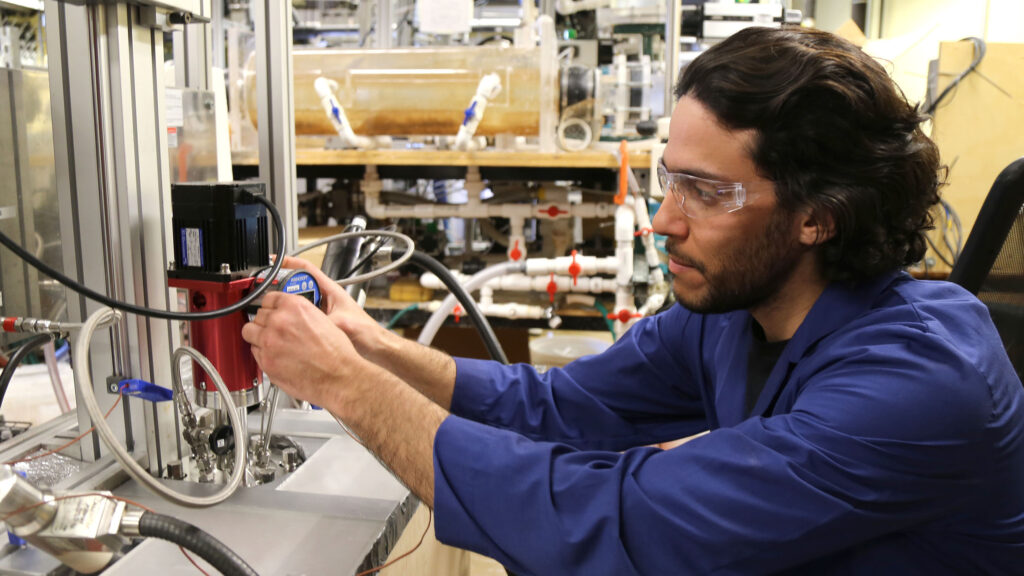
left=355, top=508, right=433, bottom=576
left=6, top=385, right=127, bottom=465
left=2, top=386, right=210, bottom=575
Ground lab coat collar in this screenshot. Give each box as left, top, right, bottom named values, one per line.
left=747, top=270, right=905, bottom=417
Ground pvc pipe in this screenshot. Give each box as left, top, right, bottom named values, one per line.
left=363, top=191, right=616, bottom=221
left=420, top=272, right=618, bottom=294
left=418, top=261, right=526, bottom=346
left=614, top=200, right=636, bottom=286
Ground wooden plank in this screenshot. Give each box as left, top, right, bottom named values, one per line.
left=928, top=41, right=1024, bottom=274
left=234, top=147, right=652, bottom=170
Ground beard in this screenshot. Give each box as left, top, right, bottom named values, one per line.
left=667, top=208, right=805, bottom=315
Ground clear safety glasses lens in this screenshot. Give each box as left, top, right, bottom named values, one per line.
left=657, top=159, right=749, bottom=218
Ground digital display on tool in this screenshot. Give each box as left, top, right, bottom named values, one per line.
left=249, top=268, right=323, bottom=313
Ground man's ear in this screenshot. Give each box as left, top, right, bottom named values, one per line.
left=797, top=207, right=836, bottom=247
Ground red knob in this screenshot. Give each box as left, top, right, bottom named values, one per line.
left=453, top=304, right=462, bottom=324
left=546, top=273, right=557, bottom=303
left=541, top=205, right=567, bottom=218
left=568, top=249, right=581, bottom=287
left=607, top=309, right=643, bottom=323
left=509, top=239, right=522, bottom=261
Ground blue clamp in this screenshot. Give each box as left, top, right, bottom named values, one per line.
left=120, top=379, right=173, bottom=403
left=462, top=100, right=478, bottom=126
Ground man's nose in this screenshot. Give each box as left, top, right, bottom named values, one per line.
left=652, top=195, right=689, bottom=238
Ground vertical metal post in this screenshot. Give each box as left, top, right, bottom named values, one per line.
left=44, top=1, right=183, bottom=466
left=664, top=0, right=681, bottom=118
left=375, top=0, right=392, bottom=49
left=253, top=0, right=298, bottom=252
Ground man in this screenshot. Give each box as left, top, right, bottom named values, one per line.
left=242, top=27, right=1024, bottom=575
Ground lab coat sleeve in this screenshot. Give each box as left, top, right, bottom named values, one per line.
left=450, top=305, right=709, bottom=451
left=433, top=324, right=1000, bottom=575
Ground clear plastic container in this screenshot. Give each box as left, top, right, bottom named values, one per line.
left=244, top=46, right=548, bottom=137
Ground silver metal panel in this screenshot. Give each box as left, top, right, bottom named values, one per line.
left=105, top=425, right=414, bottom=576
left=254, top=0, right=299, bottom=252
left=44, top=1, right=179, bottom=464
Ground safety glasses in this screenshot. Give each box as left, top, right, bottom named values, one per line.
left=657, top=158, right=759, bottom=218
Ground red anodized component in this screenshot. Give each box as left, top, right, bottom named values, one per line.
left=167, top=276, right=261, bottom=396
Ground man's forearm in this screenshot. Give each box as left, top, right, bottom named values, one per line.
left=330, top=361, right=446, bottom=508
left=363, top=329, right=458, bottom=410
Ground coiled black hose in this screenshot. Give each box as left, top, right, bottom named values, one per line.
left=138, top=512, right=259, bottom=576
left=396, top=250, right=508, bottom=365
left=0, top=333, right=53, bottom=411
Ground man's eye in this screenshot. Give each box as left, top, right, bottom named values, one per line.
left=694, top=183, right=720, bottom=203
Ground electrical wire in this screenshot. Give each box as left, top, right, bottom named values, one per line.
left=75, top=308, right=246, bottom=508
left=924, top=37, right=986, bottom=116
left=289, top=230, right=415, bottom=287
left=0, top=334, right=52, bottom=411
left=0, top=194, right=286, bottom=321
left=354, top=508, right=433, bottom=576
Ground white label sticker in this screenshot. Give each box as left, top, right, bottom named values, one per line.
left=182, top=228, right=203, bottom=268
left=166, top=89, right=184, bottom=127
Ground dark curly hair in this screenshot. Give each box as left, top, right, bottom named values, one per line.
left=675, top=26, right=944, bottom=282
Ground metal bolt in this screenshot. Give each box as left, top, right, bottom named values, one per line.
left=220, top=263, right=231, bottom=274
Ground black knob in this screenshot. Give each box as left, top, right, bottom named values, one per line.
left=636, top=120, right=658, bottom=138
left=208, top=425, right=235, bottom=456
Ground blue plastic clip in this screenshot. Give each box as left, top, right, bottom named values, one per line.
left=7, top=472, right=27, bottom=547
left=462, top=100, right=478, bottom=126
left=119, top=379, right=173, bottom=403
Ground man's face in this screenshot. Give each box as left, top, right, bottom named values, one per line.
left=652, top=96, right=805, bottom=314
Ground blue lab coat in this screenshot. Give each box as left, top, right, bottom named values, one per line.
left=432, top=272, right=1024, bottom=575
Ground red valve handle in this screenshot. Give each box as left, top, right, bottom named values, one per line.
left=634, top=227, right=653, bottom=237
left=568, top=249, right=581, bottom=287
left=540, top=205, right=568, bottom=218
left=546, top=273, right=557, bottom=303
left=509, top=239, right=522, bottom=261
left=453, top=304, right=463, bottom=324
left=607, top=309, right=643, bottom=323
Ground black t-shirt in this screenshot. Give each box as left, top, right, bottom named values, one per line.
left=746, top=321, right=789, bottom=417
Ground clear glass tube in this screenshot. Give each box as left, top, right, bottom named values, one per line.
left=244, top=46, right=548, bottom=137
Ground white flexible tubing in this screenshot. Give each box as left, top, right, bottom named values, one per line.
left=417, top=261, right=526, bottom=346
left=454, top=74, right=502, bottom=151
left=314, top=77, right=378, bottom=150
left=74, top=307, right=245, bottom=508
left=43, top=340, right=71, bottom=413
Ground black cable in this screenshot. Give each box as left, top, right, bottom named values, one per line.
left=395, top=250, right=509, bottom=365
left=138, top=511, right=259, bottom=576
left=0, top=194, right=286, bottom=321
left=342, top=235, right=393, bottom=280
left=0, top=334, right=52, bottom=411
left=925, top=37, right=986, bottom=116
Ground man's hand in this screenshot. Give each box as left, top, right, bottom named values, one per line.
left=278, top=256, right=393, bottom=361
left=242, top=289, right=367, bottom=411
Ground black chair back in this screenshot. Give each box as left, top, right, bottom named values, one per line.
left=948, top=157, right=1024, bottom=382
